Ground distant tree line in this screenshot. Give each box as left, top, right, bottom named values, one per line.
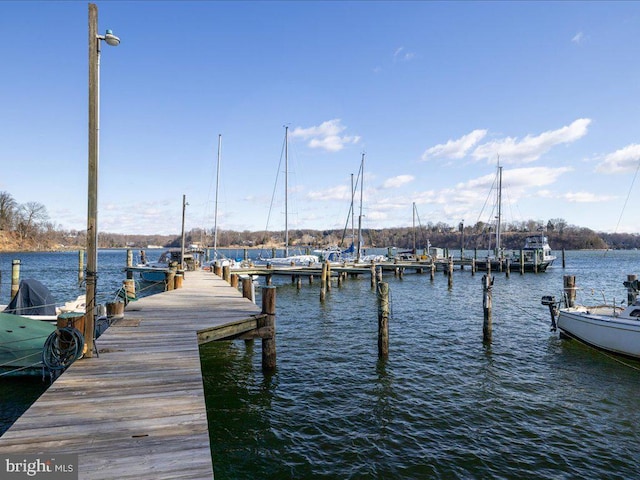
left=1, top=190, right=638, bottom=251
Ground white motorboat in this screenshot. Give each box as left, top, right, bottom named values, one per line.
left=543, top=280, right=640, bottom=359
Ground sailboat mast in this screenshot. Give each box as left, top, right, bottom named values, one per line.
left=496, top=164, right=503, bottom=258
left=351, top=173, right=355, bottom=247
left=284, top=126, right=289, bottom=258
left=412, top=202, right=416, bottom=254
left=356, top=153, right=364, bottom=262
left=213, top=134, right=221, bottom=257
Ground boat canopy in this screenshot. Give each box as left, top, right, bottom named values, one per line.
left=4, top=278, right=57, bottom=316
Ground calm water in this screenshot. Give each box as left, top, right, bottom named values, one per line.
left=2, top=249, right=640, bottom=479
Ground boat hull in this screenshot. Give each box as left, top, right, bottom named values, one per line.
left=0, top=312, right=56, bottom=375
left=557, top=309, right=640, bottom=359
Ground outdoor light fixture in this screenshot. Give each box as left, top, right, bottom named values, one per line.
left=101, top=29, right=121, bottom=47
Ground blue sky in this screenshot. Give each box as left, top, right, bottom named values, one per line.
left=2, top=1, right=640, bottom=236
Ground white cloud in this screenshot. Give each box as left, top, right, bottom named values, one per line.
left=290, top=119, right=361, bottom=152
left=562, top=191, right=617, bottom=202
left=382, top=175, right=415, bottom=189
left=572, top=32, right=585, bottom=45
left=595, top=144, right=640, bottom=173
left=307, top=184, right=352, bottom=201
left=422, top=129, right=488, bottom=161
left=472, top=118, right=591, bottom=164
left=393, top=46, right=415, bottom=62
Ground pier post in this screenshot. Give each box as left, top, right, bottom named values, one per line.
left=297, top=275, right=302, bottom=289
left=563, top=275, right=576, bottom=307
left=447, top=257, right=453, bottom=288
left=127, top=248, right=133, bottom=268
left=562, top=248, right=566, bottom=269
left=222, top=265, right=231, bottom=283
left=471, top=258, right=475, bottom=276
left=326, top=261, right=332, bottom=292
left=214, top=262, right=222, bottom=277
left=78, top=249, right=85, bottom=285
left=272, top=247, right=276, bottom=259
left=370, top=265, right=376, bottom=288
left=260, top=286, right=277, bottom=371
left=626, top=274, right=638, bottom=306
left=230, top=273, right=239, bottom=289
left=166, top=269, right=176, bottom=291
left=309, top=275, right=314, bottom=285
left=11, top=259, right=21, bottom=300
left=505, top=258, right=510, bottom=278
left=377, top=282, right=389, bottom=359
left=430, top=262, right=435, bottom=282
left=482, top=273, right=493, bottom=343
left=123, top=278, right=136, bottom=300
left=520, top=249, right=524, bottom=275
left=320, top=262, right=327, bottom=302
left=244, top=248, right=249, bottom=261
left=242, top=277, right=255, bottom=304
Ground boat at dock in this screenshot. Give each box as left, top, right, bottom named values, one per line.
left=0, top=312, right=57, bottom=376
left=543, top=278, right=640, bottom=359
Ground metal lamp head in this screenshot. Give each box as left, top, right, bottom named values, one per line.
left=104, top=29, right=120, bottom=47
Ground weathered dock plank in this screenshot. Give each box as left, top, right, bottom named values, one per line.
left=0, top=270, right=261, bottom=480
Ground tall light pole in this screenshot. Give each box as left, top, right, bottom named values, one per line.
left=87, top=3, right=119, bottom=358
left=180, top=195, right=188, bottom=270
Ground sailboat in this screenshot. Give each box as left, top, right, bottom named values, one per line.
left=476, top=164, right=555, bottom=272
left=257, top=126, right=319, bottom=267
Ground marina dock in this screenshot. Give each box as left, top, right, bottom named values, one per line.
left=0, top=270, right=264, bottom=479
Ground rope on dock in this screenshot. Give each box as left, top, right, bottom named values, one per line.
left=42, top=327, right=85, bottom=378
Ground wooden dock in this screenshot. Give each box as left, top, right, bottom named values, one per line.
left=0, top=270, right=263, bottom=480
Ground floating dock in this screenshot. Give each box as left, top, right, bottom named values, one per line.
left=0, top=270, right=264, bottom=480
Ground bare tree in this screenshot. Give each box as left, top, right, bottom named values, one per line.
left=15, top=201, right=49, bottom=240
left=0, top=191, right=17, bottom=230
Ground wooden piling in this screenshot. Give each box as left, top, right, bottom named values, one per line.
left=222, top=265, right=231, bottom=283
left=326, top=261, right=332, bottom=291
left=78, top=249, right=85, bottom=284
left=320, top=262, right=327, bottom=302
left=627, top=274, right=638, bottom=306
left=370, top=265, right=376, bottom=288
left=241, top=277, right=255, bottom=303
left=377, top=282, right=389, bottom=359
left=165, top=269, right=176, bottom=291
left=563, top=275, right=576, bottom=307
left=430, top=262, right=435, bottom=282
left=376, top=266, right=383, bottom=283
left=230, top=273, right=239, bottom=289
left=127, top=248, right=133, bottom=268
left=214, top=262, right=222, bottom=277
left=10, top=259, right=20, bottom=300
left=562, top=248, right=566, bottom=268
left=519, top=249, right=524, bottom=275
left=471, top=258, right=475, bottom=276
left=447, top=257, right=454, bottom=288
left=123, top=278, right=136, bottom=300
left=505, top=258, right=510, bottom=278
left=482, top=273, right=493, bottom=343
left=260, top=286, right=277, bottom=371
left=297, top=275, right=302, bottom=289
left=174, top=273, right=184, bottom=289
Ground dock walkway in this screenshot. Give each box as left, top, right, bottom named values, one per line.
left=0, top=270, right=262, bottom=479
